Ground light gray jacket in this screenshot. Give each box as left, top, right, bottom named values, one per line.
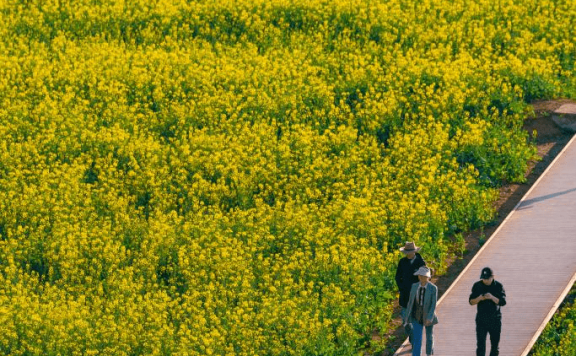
left=403, top=282, right=439, bottom=325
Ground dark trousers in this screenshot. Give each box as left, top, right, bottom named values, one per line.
left=476, top=317, right=501, bottom=356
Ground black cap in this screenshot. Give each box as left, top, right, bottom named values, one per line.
left=480, top=267, right=493, bottom=279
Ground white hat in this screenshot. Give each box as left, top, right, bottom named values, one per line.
left=414, top=266, right=431, bottom=278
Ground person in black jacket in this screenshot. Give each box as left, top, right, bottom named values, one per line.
left=395, top=242, right=426, bottom=343
left=469, top=267, right=507, bottom=356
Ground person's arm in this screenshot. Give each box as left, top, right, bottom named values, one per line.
left=497, top=283, right=506, bottom=307
left=470, top=294, right=486, bottom=305
left=484, top=284, right=506, bottom=306
left=395, top=261, right=403, bottom=288
left=483, top=293, right=498, bottom=305
left=403, top=284, right=416, bottom=325
left=425, top=285, right=437, bottom=326
left=469, top=284, right=484, bottom=305
left=417, top=254, right=426, bottom=269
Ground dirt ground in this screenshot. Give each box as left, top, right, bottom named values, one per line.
left=374, top=99, right=575, bottom=355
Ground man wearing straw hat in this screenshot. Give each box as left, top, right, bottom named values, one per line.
left=395, top=242, right=426, bottom=344
left=469, top=267, right=507, bottom=356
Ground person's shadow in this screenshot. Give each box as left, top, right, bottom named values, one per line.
left=517, top=187, right=576, bottom=210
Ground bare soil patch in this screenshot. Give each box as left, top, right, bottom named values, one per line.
left=374, top=99, right=575, bottom=356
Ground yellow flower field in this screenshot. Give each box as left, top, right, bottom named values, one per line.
left=0, top=0, right=574, bottom=354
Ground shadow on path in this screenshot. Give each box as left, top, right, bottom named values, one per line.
left=517, top=187, right=576, bottom=210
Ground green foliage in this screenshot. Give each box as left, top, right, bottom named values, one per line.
left=0, top=0, right=574, bottom=355
left=529, top=283, right=576, bottom=356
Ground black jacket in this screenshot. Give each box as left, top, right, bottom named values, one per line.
left=469, top=280, right=507, bottom=319
left=395, top=253, right=426, bottom=308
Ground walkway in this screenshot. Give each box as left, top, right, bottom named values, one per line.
left=394, top=134, right=576, bottom=356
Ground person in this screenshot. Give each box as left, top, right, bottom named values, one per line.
left=395, top=241, right=427, bottom=340
left=403, top=266, right=438, bottom=356
left=469, top=267, right=507, bottom=356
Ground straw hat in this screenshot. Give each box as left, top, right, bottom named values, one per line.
left=399, top=241, right=421, bottom=253
left=414, top=266, right=431, bottom=278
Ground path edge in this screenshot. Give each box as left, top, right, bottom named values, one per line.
left=393, top=132, right=576, bottom=356
left=437, top=132, right=576, bottom=306
left=520, top=271, right=576, bottom=356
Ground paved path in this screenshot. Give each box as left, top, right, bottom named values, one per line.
left=394, top=134, right=576, bottom=356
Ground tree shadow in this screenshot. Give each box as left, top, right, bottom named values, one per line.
left=517, top=187, right=576, bottom=210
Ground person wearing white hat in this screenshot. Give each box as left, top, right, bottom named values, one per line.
left=403, top=266, right=438, bottom=356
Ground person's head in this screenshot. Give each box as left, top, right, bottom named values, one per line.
left=414, top=266, right=431, bottom=284
left=399, top=241, right=420, bottom=259
left=418, top=274, right=429, bottom=284
left=480, top=267, right=494, bottom=285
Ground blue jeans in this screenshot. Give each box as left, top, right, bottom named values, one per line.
left=411, top=319, right=434, bottom=356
